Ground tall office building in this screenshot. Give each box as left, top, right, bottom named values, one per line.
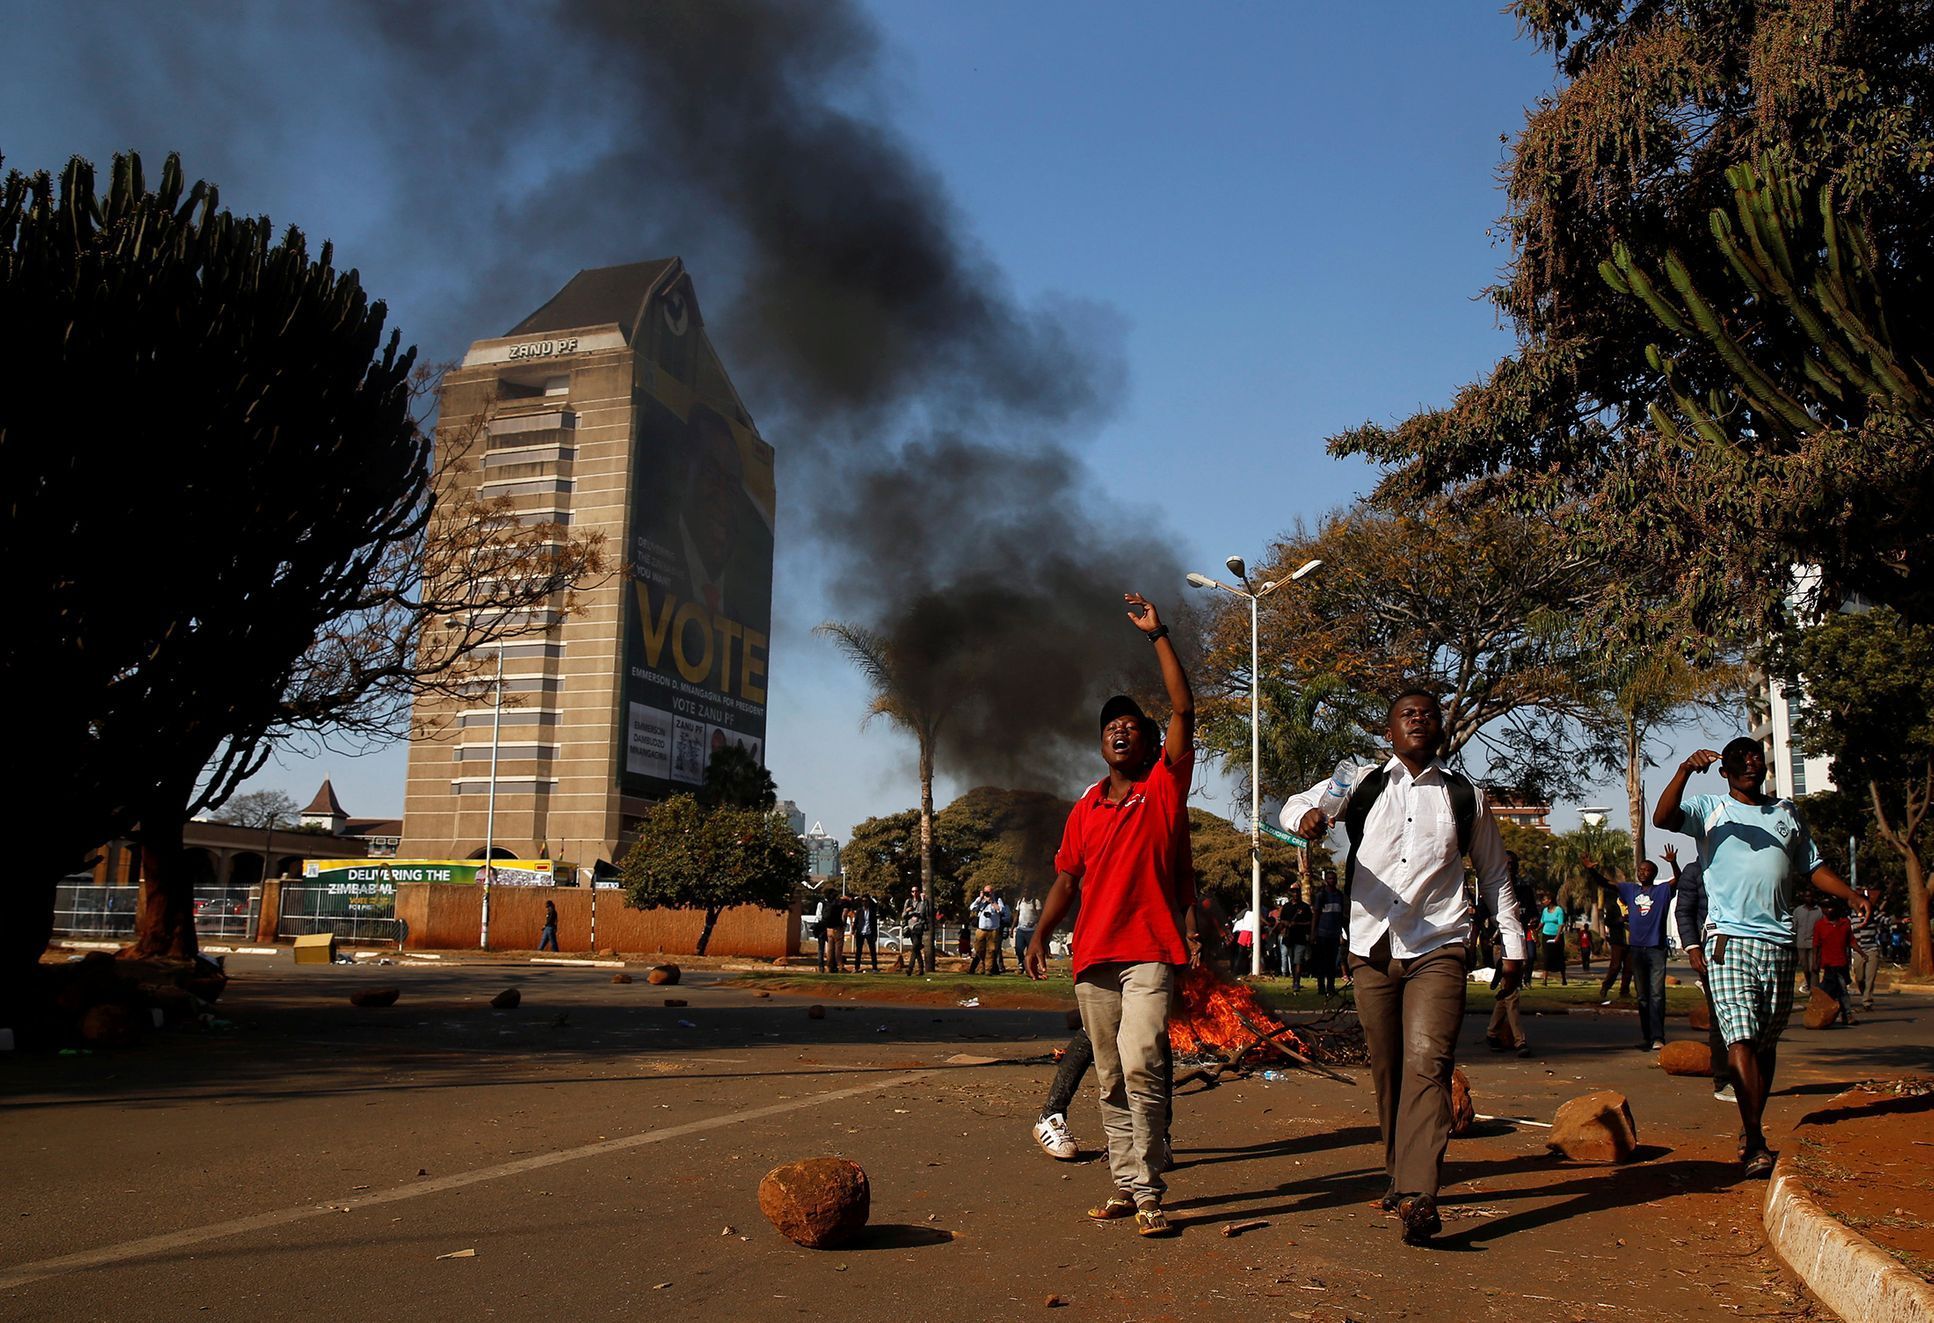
left=399, top=260, right=776, bottom=876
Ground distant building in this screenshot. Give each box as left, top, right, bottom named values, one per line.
left=778, top=799, right=807, bottom=836
left=1487, top=792, right=1552, bottom=833
left=397, top=259, right=777, bottom=877
left=300, top=778, right=403, bottom=858
left=802, top=821, right=841, bottom=883
left=1747, top=567, right=1861, bottom=800
left=1749, top=671, right=1834, bottom=800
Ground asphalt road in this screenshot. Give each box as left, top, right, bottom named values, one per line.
left=3, top=955, right=1928, bottom=1321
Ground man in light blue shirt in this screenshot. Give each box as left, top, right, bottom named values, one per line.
left=1654, top=737, right=1868, bottom=1179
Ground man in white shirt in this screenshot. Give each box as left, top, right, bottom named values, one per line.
left=1282, top=689, right=1527, bottom=1245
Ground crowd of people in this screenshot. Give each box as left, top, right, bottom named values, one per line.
left=804, top=882, right=1045, bottom=976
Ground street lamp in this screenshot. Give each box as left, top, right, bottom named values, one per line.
left=480, top=645, right=504, bottom=950
left=1187, top=556, right=1322, bottom=977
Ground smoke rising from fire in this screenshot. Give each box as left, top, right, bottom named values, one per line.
left=26, top=0, right=1187, bottom=790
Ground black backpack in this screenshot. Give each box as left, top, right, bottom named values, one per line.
left=1341, top=764, right=1478, bottom=897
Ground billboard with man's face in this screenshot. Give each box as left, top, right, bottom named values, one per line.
left=621, top=278, right=776, bottom=798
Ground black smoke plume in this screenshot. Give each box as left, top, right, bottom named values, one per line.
left=27, top=0, right=1186, bottom=788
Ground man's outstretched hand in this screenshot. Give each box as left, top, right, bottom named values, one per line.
left=1124, top=592, right=1163, bottom=634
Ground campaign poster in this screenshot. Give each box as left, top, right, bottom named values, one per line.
left=620, top=286, right=776, bottom=799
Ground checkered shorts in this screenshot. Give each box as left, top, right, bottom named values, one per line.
left=1706, top=933, right=1797, bottom=1046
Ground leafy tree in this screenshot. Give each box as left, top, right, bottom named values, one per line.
left=0, top=152, right=600, bottom=972
left=1788, top=607, right=1934, bottom=976
left=212, top=790, right=298, bottom=830
left=840, top=810, right=927, bottom=902
left=1197, top=499, right=1614, bottom=803
left=1333, top=2, right=1934, bottom=650
left=697, top=745, right=778, bottom=811
left=934, top=786, right=1070, bottom=908
left=620, top=795, right=805, bottom=955
left=815, top=621, right=949, bottom=908
left=1186, top=808, right=1312, bottom=915
left=1593, top=649, right=1743, bottom=873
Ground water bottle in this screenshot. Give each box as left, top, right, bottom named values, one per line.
left=1315, top=756, right=1377, bottom=819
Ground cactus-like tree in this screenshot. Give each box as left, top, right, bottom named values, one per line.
left=1, top=151, right=598, bottom=970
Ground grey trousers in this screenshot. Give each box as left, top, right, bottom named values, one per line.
left=1350, top=936, right=1467, bottom=1199
left=1850, top=945, right=1880, bottom=1007
left=1075, top=961, right=1174, bottom=1205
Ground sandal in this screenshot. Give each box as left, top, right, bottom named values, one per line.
left=1087, top=1194, right=1136, bottom=1221
left=1743, top=1149, right=1777, bottom=1179
left=1134, top=1204, right=1176, bottom=1237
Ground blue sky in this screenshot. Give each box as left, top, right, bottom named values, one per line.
left=6, top=3, right=1747, bottom=856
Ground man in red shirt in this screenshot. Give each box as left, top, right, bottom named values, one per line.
left=1028, top=591, right=1194, bottom=1238
left=1813, top=901, right=1858, bottom=1026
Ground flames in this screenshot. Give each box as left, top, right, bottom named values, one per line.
left=1167, top=963, right=1313, bottom=1063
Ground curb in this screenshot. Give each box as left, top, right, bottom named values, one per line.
left=1763, top=1159, right=1934, bottom=1323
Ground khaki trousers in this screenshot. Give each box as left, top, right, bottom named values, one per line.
left=1350, top=936, right=1467, bottom=1199
left=1075, top=961, right=1173, bottom=1205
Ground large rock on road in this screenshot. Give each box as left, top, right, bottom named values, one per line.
left=1547, top=1091, right=1638, bottom=1163
left=759, top=1157, right=870, bottom=1248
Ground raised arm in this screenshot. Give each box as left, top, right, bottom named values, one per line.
left=1661, top=843, right=1682, bottom=890
left=1124, top=593, right=1193, bottom=762
left=1654, top=749, right=1719, bottom=829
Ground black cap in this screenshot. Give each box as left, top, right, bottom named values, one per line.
left=1099, top=694, right=1148, bottom=732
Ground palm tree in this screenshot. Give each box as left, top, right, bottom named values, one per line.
left=814, top=622, right=951, bottom=904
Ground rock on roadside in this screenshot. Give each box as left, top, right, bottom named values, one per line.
left=1450, top=1066, right=1475, bottom=1137
left=647, top=965, right=681, bottom=986
left=1659, top=1041, right=1711, bottom=1076
left=1802, top=987, right=1840, bottom=1030
left=350, top=988, right=400, bottom=1008
left=1548, top=1090, right=1638, bottom=1163
left=758, top=1157, right=870, bottom=1248
left=491, top=988, right=522, bottom=1010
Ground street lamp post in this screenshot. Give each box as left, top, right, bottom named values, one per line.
left=481, top=645, right=504, bottom=950
left=1187, top=556, right=1322, bottom=977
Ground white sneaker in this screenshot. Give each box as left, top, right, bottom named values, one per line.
left=1714, top=1084, right=1737, bottom=1102
left=1650, top=1040, right=1666, bottom=1050
left=1033, top=1112, right=1078, bottom=1160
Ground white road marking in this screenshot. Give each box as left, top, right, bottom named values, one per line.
left=0, top=1067, right=933, bottom=1291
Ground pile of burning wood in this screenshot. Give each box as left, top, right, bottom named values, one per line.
left=1167, top=963, right=1360, bottom=1086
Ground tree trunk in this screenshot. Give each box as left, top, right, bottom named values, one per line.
left=918, top=738, right=935, bottom=901
left=1905, top=851, right=1932, bottom=980
left=1296, top=844, right=1311, bottom=901
left=130, top=816, right=199, bottom=961
left=696, top=905, right=721, bottom=957
left=1623, top=713, right=1647, bottom=874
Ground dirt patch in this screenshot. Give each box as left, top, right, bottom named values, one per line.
left=723, top=974, right=1075, bottom=1012
left=1787, top=1077, right=1934, bottom=1279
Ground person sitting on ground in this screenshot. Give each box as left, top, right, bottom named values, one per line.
left=1654, top=738, right=1869, bottom=1178
left=1026, top=591, right=1195, bottom=1239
